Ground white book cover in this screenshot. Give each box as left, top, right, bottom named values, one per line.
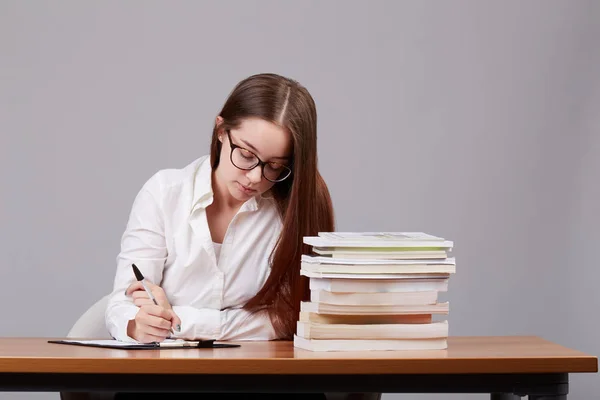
left=318, top=232, right=445, bottom=241
left=304, top=232, right=453, bottom=249
left=302, top=255, right=456, bottom=265
left=300, top=262, right=456, bottom=275
left=301, top=270, right=451, bottom=279
left=293, top=335, right=448, bottom=351
left=314, top=249, right=449, bottom=260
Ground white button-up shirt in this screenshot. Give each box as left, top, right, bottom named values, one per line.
left=105, top=155, right=282, bottom=342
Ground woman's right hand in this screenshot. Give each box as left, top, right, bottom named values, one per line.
left=126, top=305, right=180, bottom=343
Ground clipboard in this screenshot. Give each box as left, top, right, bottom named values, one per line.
left=48, top=339, right=240, bottom=349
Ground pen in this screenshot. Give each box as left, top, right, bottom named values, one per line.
left=131, top=263, right=178, bottom=334
left=131, top=263, right=159, bottom=306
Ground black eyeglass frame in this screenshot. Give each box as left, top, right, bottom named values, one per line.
left=225, top=130, right=292, bottom=183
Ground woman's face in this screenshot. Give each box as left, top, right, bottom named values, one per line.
left=215, top=117, right=293, bottom=204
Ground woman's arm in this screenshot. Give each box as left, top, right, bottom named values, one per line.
left=105, top=173, right=168, bottom=342
left=105, top=172, right=279, bottom=342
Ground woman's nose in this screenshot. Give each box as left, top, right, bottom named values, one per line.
left=246, top=165, right=263, bottom=184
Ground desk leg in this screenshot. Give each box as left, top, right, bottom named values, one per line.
left=491, top=394, right=519, bottom=400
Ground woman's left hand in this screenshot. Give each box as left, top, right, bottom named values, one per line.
left=126, top=280, right=173, bottom=310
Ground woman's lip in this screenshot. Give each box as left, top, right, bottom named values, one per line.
left=238, top=182, right=255, bottom=192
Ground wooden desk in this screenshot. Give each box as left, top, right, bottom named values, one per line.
left=0, top=336, right=596, bottom=399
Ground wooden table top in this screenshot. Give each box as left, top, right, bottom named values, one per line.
left=0, top=336, right=596, bottom=375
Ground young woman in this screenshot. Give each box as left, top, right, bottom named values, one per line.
left=105, top=73, right=335, bottom=345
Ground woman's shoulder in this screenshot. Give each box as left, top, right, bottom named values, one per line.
left=138, top=155, right=210, bottom=198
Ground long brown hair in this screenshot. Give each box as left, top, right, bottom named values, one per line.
left=210, top=73, right=335, bottom=339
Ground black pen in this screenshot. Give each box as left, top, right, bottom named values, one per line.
left=131, top=263, right=177, bottom=334
left=131, top=263, right=159, bottom=306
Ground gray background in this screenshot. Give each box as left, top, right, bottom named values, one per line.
left=1, top=1, right=598, bottom=399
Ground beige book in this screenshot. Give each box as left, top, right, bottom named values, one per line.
left=310, top=289, right=438, bottom=306
left=293, top=335, right=448, bottom=352
left=299, top=312, right=433, bottom=325
left=296, top=320, right=448, bottom=340
left=300, top=301, right=449, bottom=315
left=310, top=277, right=449, bottom=293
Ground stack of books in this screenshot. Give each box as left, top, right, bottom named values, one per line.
left=293, top=232, right=455, bottom=352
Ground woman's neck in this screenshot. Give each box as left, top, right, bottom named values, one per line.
left=210, top=170, right=244, bottom=213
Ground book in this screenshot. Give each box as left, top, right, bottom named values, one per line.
left=313, top=248, right=449, bottom=259
left=298, top=312, right=433, bottom=325
left=300, top=270, right=451, bottom=279
left=300, top=261, right=456, bottom=275
left=304, top=232, right=453, bottom=249
left=302, top=255, right=456, bottom=266
left=300, top=301, right=449, bottom=315
left=318, top=232, right=446, bottom=241
left=295, top=231, right=456, bottom=352
left=310, top=289, right=438, bottom=306
left=309, top=277, right=449, bottom=293
left=293, top=335, right=448, bottom=351
left=296, top=320, right=448, bottom=340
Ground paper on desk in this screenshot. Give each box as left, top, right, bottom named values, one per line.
left=56, top=339, right=196, bottom=347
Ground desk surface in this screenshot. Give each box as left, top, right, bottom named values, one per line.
left=0, top=336, right=596, bottom=375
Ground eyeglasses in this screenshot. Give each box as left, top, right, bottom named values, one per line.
left=226, top=130, right=292, bottom=183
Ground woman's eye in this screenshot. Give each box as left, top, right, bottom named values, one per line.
left=268, top=163, right=283, bottom=171
left=240, top=149, right=254, bottom=159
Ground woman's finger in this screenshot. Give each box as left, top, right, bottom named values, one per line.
left=125, top=281, right=145, bottom=296
left=144, top=304, right=173, bottom=321
left=133, top=298, right=155, bottom=307
left=168, top=309, right=182, bottom=332
left=139, top=306, right=173, bottom=330
left=135, top=313, right=171, bottom=339
left=127, top=282, right=171, bottom=309
left=132, top=290, right=149, bottom=300
left=138, top=322, right=171, bottom=339
left=146, top=284, right=170, bottom=309
left=145, top=314, right=172, bottom=331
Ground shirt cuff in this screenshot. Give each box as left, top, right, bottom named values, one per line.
left=171, top=305, right=221, bottom=340
left=105, top=304, right=140, bottom=343
left=220, top=307, right=277, bottom=341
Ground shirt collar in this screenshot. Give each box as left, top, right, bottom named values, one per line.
left=190, top=156, right=213, bottom=214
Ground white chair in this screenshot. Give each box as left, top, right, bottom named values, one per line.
left=61, top=295, right=381, bottom=400
left=66, top=294, right=112, bottom=339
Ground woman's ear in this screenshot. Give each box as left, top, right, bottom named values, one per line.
left=215, top=116, right=224, bottom=142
